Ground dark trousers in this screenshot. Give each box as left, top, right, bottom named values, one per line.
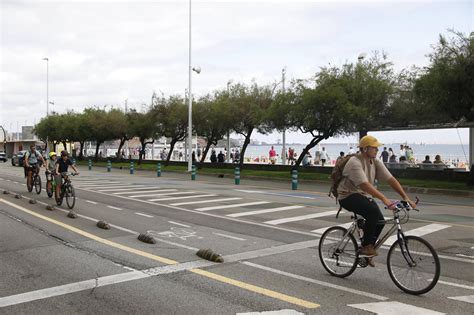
left=339, top=193, right=385, bottom=246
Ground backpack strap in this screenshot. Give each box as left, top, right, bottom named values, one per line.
left=336, top=205, right=343, bottom=218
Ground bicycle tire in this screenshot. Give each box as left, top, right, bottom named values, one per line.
left=387, top=235, right=440, bottom=295
left=319, top=226, right=358, bottom=278
left=46, top=180, right=53, bottom=198
left=65, top=185, right=75, bottom=209
left=34, top=175, right=42, bottom=194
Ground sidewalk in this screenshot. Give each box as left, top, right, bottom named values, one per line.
left=76, top=164, right=474, bottom=198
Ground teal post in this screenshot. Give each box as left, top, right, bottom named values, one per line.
left=156, top=162, right=161, bottom=177
left=88, top=159, right=92, bottom=170
left=72, top=158, right=76, bottom=165
left=107, top=160, right=111, bottom=172
left=191, top=165, right=196, bottom=180
left=234, top=167, right=240, bottom=185
left=291, top=169, right=298, bottom=190
left=130, top=161, right=134, bottom=174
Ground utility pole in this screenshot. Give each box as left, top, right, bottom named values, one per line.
left=281, top=67, right=286, bottom=165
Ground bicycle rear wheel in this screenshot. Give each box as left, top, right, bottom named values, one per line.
left=34, top=175, right=42, bottom=194
left=319, top=226, right=358, bottom=278
left=65, top=185, right=75, bottom=209
left=387, top=235, right=440, bottom=295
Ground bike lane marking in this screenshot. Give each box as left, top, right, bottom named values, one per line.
left=0, top=198, right=319, bottom=309
left=171, top=197, right=241, bottom=206
left=195, top=201, right=270, bottom=212
left=227, top=205, right=304, bottom=218
left=383, top=223, right=450, bottom=245
left=447, top=295, right=474, bottom=304
left=264, top=210, right=337, bottom=225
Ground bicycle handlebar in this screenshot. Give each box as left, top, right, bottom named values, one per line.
left=385, top=197, right=420, bottom=212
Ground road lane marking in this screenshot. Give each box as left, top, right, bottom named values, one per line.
left=213, top=232, right=246, bottom=241
left=97, top=185, right=147, bottom=191
left=447, top=295, right=474, bottom=304
left=227, top=205, right=304, bottom=218
left=383, top=223, right=450, bottom=245
left=348, top=301, right=444, bottom=314
left=264, top=210, right=337, bottom=225
left=190, top=269, right=319, bottom=309
left=76, top=182, right=122, bottom=187
left=311, top=222, right=353, bottom=234
left=79, top=184, right=132, bottom=189
left=436, top=280, right=474, bottom=290
left=195, top=201, right=270, bottom=212
left=107, top=205, right=123, bottom=211
left=0, top=198, right=321, bottom=309
left=115, top=189, right=177, bottom=195
left=171, top=197, right=241, bottom=206
left=98, top=186, right=159, bottom=192
left=148, top=194, right=216, bottom=201
left=242, top=261, right=388, bottom=301
left=135, top=212, right=154, bottom=218
left=168, top=221, right=190, bottom=228
left=0, top=198, right=177, bottom=265
left=132, top=191, right=197, bottom=198
left=85, top=200, right=98, bottom=205
left=234, top=190, right=316, bottom=200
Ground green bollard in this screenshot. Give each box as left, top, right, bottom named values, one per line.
left=156, top=162, right=161, bottom=177
left=130, top=161, right=134, bottom=174
left=291, top=169, right=298, bottom=190
left=234, top=167, right=240, bottom=185
left=88, top=159, right=92, bottom=170
left=72, top=158, right=76, bottom=165
left=191, top=165, right=196, bottom=180
left=107, top=160, right=111, bottom=172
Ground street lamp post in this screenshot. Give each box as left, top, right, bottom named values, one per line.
left=43, top=58, right=49, bottom=116
left=281, top=67, right=286, bottom=165
left=226, top=80, right=232, bottom=163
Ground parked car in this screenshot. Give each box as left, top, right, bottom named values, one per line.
left=11, top=150, right=27, bottom=166
left=0, top=151, right=7, bottom=163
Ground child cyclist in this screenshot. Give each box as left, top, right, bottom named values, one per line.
left=54, top=150, right=79, bottom=200
left=45, top=152, right=58, bottom=196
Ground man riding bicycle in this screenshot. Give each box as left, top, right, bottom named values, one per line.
left=24, top=144, right=45, bottom=190
left=337, top=135, right=416, bottom=265
left=54, top=150, right=79, bottom=200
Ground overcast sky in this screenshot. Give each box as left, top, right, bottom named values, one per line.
left=0, top=0, right=472, bottom=145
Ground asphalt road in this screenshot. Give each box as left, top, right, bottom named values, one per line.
left=0, top=162, right=473, bottom=314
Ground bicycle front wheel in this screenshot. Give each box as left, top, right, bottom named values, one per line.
left=387, top=235, right=440, bottom=295
left=319, top=226, right=358, bottom=278
left=65, top=185, right=75, bottom=209
left=34, top=175, right=42, bottom=194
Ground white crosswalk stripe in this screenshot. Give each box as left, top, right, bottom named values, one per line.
left=98, top=186, right=160, bottom=192
left=227, top=205, right=304, bottom=218
left=77, top=183, right=123, bottom=188
left=348, top=301, right=444, bottom=314
left=195, top=201, right=270, bottom=212
left=384, top=223, right=450, bottom=245
left=311, top=222, right=353, bottom=234
left=97, top=185, right=147, bottom=192
left=147, top=194, right=216, bottom=202
left=131, top=191, right=196, bottom=198
left=114, top=189, right=177, bottom=195
left=170, top=197, right=242, bottom=206
left=447, top=295, right=474, bottom=304
left=264, top=210, right=337, bottom=225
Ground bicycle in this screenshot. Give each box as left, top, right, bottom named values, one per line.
left=318, top=199, right=440, bottom=295
left=55, top=172, right=77, bottom=209
left=26, top=165, right=42, bottom=195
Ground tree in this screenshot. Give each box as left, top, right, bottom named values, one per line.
left=269, top=70, right=356, bottom=170
left=153, top=96, right=188, bottom=165
left=194, top=91, right=232, bottom=164
left=82, top=108, right=118, bottom=160
left=107, top=109, right=131, bottom=160
left=128, top=109, right=159, bottom=165
left=33, top=114, right=66, bottom=152
left=228, top=83, right=273, bottom=169
left=414, top=30, right=473, bottom=122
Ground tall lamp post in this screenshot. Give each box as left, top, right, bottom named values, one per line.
left=43, top=57, right=49, bottom=153
left=187, top=0, right=201, bottom=171
left=281, top=67, right=286, bottom=165
left=226, top=80, right=233, bottom=163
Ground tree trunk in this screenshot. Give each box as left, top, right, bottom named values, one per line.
left=138, top=139, right=154, bottom=165
left=238, top=128, right=253, bottom=169
left=165, top=139, right=178, bottom=166
left=292, top=137, right=324, bottom=171
left=116, top=137, right=126, bottom=161
left=79, top=142, right=85, bottom=160
left=200, top=138, right=214, bottom=164
left=62, top=141, right=67, bottom=151
left=94, top=142, right=102, bottom=161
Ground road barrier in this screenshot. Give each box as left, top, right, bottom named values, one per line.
left=235, top=167, right=240, bottom=185
left=130, top=161, right=134, bottom=174
left=157, top=162, right=161, bottom=177
left=88, top=159, right=92, bottom=170
left=191, top=165, right=196, bottom=180
left=292, top=169, right=298, bottom=190
left=107, top=160, right=111, bottom=172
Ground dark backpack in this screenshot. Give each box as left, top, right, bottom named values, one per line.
left=328, top=154, right=356, bottom=199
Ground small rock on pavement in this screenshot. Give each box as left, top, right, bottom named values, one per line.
left=14, top=194, right=22, bottom=199
left=97, top=220, right=110, bottom=229
left=46, top=204, right=55, bottom=211
left=67, top=211, right=78, bottom=219
left=29, top=199, right=37, bottom=204
left=3, top=190, right=10, bottom=195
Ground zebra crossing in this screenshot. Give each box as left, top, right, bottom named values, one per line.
left=72, top=177, right=453, bottom=240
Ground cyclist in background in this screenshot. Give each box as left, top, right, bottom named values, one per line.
left=55, top=150, right=79, bottom=200
left=337, top=135, right=416, bottom=265
left=24, top=144, right=45, bottom=190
